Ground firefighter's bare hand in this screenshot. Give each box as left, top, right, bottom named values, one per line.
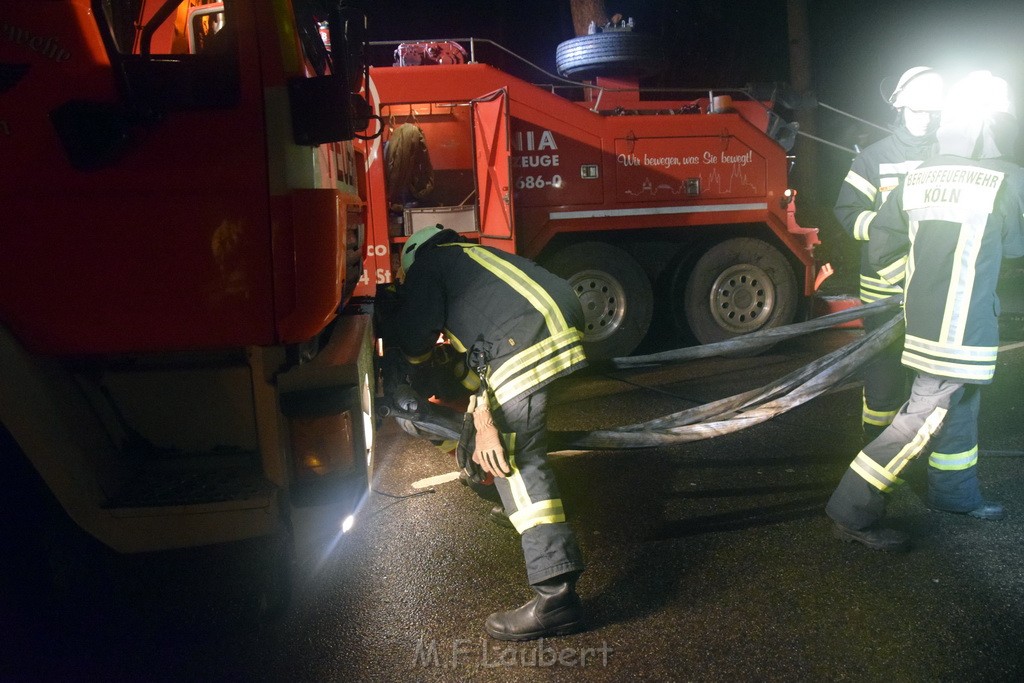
left=472, top=405, right=511, bottom=478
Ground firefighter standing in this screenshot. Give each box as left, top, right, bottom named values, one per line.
left=832, top=67, right=999, bottom=518
left=834, top=66, right=944, bottom=444
left=827, top=71, right=1024, bottom=550
left=379, top=225, right=588, bottom=640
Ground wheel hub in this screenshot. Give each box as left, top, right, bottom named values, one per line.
left=569, top=269, right=627, bottom=342
left=708, top=264, right=775, bottom=333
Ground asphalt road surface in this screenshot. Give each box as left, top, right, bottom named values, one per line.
left=5, top=329, right=1024, bottom=681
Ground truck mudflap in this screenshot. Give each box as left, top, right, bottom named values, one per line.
left=277, top=313, right=375, bottom=525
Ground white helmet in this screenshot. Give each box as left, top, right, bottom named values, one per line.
left=889, top=66, right=944, bottom=111
left=938, top=70, right=1017, bottom=159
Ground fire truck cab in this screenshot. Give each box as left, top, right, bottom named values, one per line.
left=1, top=0, right=374, bottom=607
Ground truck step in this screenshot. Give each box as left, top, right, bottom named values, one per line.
left=105, top=462, right=272, bottom=508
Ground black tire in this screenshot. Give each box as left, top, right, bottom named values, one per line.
left=542, top=242, right=653, bottom=360
left=555, top=32, right=664, bottom=79
left=676, top=238, right=799, bottom=345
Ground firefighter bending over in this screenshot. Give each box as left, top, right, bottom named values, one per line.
left=827, top=71, right=1024, bottom=551
left=378, top=225, right=589, bottom=640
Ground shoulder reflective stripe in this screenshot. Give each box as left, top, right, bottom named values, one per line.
left=492, top=344, right=586, bottom=405
left=854, top=210, right=876, bottom=241
left=489, top=328, right=581, bottom=388
left=461, top=246, right=569, bottom=335
left=850, top=452, right=898, bottom=492
left=940, top=218, right=986, bottom=346
left=845, top=169, right=877, bottom=202
left=885, top=407, right=947, bottom=476
left=877, top=255, right=908, bottom=284
left=509, top=499, right=567, bottom=533
left=928, top=446, right=979, bottom=471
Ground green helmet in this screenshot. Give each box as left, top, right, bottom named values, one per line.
left=401, top=225, right=442, bottom=275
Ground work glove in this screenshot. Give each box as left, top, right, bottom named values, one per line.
left=472, top=398, right=512, bottom=478
left=389, top=383, right=420, bottom=413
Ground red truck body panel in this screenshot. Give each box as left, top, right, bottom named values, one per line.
left=355, top=59, right=818, bottom=296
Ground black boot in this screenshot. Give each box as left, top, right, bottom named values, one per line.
left=488, top=505, right=514, bottom=529
left=484, top=575, right=584, bottom=641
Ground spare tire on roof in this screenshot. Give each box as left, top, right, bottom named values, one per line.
left=555, top=31, right=664, bottom=79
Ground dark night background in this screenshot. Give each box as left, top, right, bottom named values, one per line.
left=357, top=0, right=1024, bottom=277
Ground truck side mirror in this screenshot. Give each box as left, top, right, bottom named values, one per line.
left=288, top=74, right=354, bottom=145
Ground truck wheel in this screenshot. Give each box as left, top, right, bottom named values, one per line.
left=677, top=238, right=798, bottom=345
left=543, top=242, right=653, bottom=359
left=555, top=32, right=664, bottom=79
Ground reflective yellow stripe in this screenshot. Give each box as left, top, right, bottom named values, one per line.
left=859, top=274, right=903, bottom=303
left=845, top=170, right=878, bottom=203
left=501, top=434, right=568, bottom=532
left=461, top=245, right=569, bottom=335
left=877, top=255, right=909, bottom=284
left=850, top=452, right=898, bottom=492
left=904, top=335, right=998, bottom=362
left=509, top=499, right=567, bottom=533
left=490, top=328, right=581, bottom=388
left=851, top=408, right=945, bottom=492
left=901, top=353, right=996, bottom=382
left=504, top=433, right=532, bottom=510
left=929, top=446, right=979, bottom=471
left=862, top=396, right=898, bottom=427
left=885, top=406, right=947, bottom=476
left=492, top=343, right=586, bottom=405
left=854, top=210, right=876, bottom=241
left=406, top=349, right=435, bottom=364
left=445, top=330, right=468, bottom=353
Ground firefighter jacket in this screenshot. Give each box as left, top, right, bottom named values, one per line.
left=388, top=231, right=588, bottom=406
left=868, top=155, right=1024, bottom=383
left=834, top=126, right=937, bottom=302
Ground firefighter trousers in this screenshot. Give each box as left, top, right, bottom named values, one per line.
left=860, top=313, right=909, bottom=436
left=826, top=375, right=984, bottom=530
left=859, top=316, right=980, bottom=506
left=491, top=389, right=585, bottom=586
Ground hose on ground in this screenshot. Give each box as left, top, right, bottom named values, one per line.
left=384, top=297, right=903, bottom=451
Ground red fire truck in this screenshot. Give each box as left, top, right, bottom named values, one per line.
left=0, top=0, right=373, bottom=605
left=354, top=36, right=825, bottom=359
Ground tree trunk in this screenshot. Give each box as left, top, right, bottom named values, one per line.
left=786, top=0, right=819, bottom=202
left=569, top=0, right=609, bottom=37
